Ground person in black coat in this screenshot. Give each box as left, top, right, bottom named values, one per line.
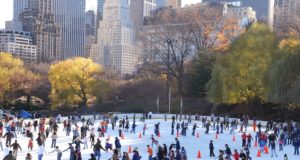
left=209, top=140, right=215, bottom=157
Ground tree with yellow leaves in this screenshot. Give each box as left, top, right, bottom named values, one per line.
left=49, top=57, right=102, bottom=108
left=0, top=52, right=40, bottom=108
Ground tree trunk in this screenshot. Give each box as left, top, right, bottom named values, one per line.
left=177, top=77, right=184, bottom=97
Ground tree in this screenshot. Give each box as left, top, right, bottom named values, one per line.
left=49, top=58, right=103, bottom=109
left=143, top=9, right=194, bottom=96
left=0, top=53, right=40, bottom=108
left=265, top=38, right=300, bottom=105
left=207, top=24, right=277, bottom=107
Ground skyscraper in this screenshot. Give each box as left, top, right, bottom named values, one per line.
left=51, top=0, right=86, bottom=59
left=85, top=10, right=96, bottom=57
left=85, top=10, right=96, bottom=36
left=13, top=0, right=29, bottom=30
left=91, top=0, right=138, bottom=74
left=20, top=0, right=61, bottom=62
left=130, top=0, right=157, bottom=40
left=97, top=0, right=106, bottom=21
left=144, top=0, right=157, bottom=17
left=96, top=0, right=106, bottom=32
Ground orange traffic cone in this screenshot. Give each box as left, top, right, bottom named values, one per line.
left=176, top=131, right=180, bottom=138
left=264, top=146, right=269, bottom=154
left=215, top=133, right=218, bottom=139
left=232, top=135, right=236, bottom=142
left=121, top=133, right=124, bottom=140
left=128, top=146, right=132, bottom=153
left=196, top=132, right=200, bottom=138
left=256, top=150, right=261, bottom=157
left=139, top=132, right=142, bottom=139
left=197, top=150, right=201, bottom=158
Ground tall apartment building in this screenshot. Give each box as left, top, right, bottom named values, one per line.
left=13, top=0, right=29, bottom=31
left=0, top=30, right=37, bottom=63
left=51, top=0, right=86, bottom=59
left=91, top=0, right=138, bottom=75
left=130, top=0, right=157, bottom=40
left=85, top=10, right=96, bottom=57
left=273, top=0, right=300, bottom=30
left=20, top=0, right=61, bottom=62
left=166, top=0, right=182, bottom=8
left=96, top=0, right=106, bottom=40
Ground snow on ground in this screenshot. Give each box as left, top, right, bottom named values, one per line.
left=0, top=115, right=298, bottom=160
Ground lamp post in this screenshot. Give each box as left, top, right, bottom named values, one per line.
left=165, top=38, right=172, bottom=114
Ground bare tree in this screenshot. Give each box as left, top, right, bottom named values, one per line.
left=142, top=3, right=240, bottom=96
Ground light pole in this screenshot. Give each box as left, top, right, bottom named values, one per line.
left=165, top=38, right=172, bottom=114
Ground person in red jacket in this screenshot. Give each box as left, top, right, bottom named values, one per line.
left=233, top=149, right=239, bottom=160
left=242, top=132, right=247, bottom=147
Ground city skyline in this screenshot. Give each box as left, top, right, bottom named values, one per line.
left=0, top=0, right=200, bottom=29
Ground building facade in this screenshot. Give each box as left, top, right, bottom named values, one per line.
left=85, top=10, right=96, bottom=57
left=0, top=30, right=37, bottom=63
left=273, top=0, right=300, bottom=29
left=20, top=0, right=61, bottom=62
left=202, top=0, right=275, bottom=26
left=166, top=0, right=182, bottom=8
left=224, top=4, right=257, bottom=27
left=91, top=0, right=138, bottom=75
left=13, top=0, right=29, bottom=31
left=51, top=0, right=86, bottom=59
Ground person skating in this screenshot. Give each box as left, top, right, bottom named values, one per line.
left=93, top=139, right=106, bottom=160
left=241, top=132, right=247, bottom=147
left=157, top=146, right=164, bottom=160
left=89, top=153, right=97, bottom=160
left=293, top=136, right=300, bottom=155
left=181, top=147, right=187, bottom=160
left=51, top=132, right=58, bottom=148
left=239, top=149, right=247, bottom=160
left=224, top=144, right=232, bottom=160
left=132, top=150, right=141, bottom=160
left=110, top=149, right=119, bottom=160
left=130, top=122, right=137, bottom=134
left=115, top=137, right=122, bottom=157
left=49, top=146, right=62, bottom=160
left=270, top=140, right=278, bottom=157
left=10, top=140, right=22, bottom=158
left=284, top=154, right=288, bottom=160
left=209, top=140, right=215, bottom=157
left=175, top=138, right=180, bottom=151
left=37, top=144, right=47, bottom=160
left=143, top=124, right=147, bottom=135
left=147, top=145, right=153, bottom=160
left=3, top=131, right=14, bottom=146
left=192, top=123, right=197, bottom=136
left=122, top=152, right=130, bottom=160
left=25, top=153, right=32, bottom=160
left=218, top=150, right=224, bottom=160
left=233, top=149, right=239, bottom=160
left=62, top=143, right=75, bottom=160
left=3, top=151, right=16, bottom=160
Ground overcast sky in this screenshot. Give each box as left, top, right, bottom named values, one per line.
left=0, top=0, right=201, bottom=29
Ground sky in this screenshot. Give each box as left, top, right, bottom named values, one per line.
left=0, top=0, right=200, bottom=29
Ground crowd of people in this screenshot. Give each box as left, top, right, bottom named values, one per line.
left=0, top=112, right=298, bottom=160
